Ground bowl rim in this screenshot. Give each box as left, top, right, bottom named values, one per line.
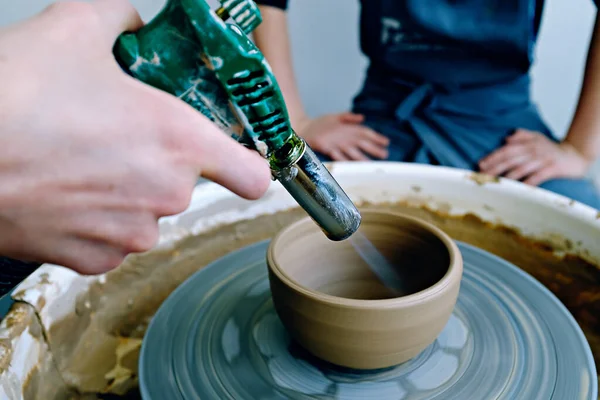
left=267, top=209, right=463, bottom=310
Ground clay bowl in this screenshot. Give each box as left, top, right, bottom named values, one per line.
left=266, top=209, right=463, bottom=370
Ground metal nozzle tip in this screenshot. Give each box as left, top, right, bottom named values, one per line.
left=323, top=210, right=362, bottom=241
left=273, top=144, right=362, bottom=242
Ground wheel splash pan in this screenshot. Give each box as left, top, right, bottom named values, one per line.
left=0, top=162, right=598, bottom=399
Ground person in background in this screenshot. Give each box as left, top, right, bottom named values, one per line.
left=252, top=0, right=600, bottom=210
left=0, top=0, right=270, bottom=275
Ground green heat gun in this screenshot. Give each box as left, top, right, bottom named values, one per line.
left=0, top=0, right=364, bottom=298
left=112, top=0, right=362, bottom=241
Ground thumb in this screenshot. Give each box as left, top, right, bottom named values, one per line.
left=91, top=0, right=144, bottom=39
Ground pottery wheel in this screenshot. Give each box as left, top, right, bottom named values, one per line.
left=139, top=240, right=598, bottom=399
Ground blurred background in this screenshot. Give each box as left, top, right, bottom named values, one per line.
left=1, top=0, right=599, bottom=180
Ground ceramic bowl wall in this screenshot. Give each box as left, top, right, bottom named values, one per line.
left=267, top=210, right=463, bottom=370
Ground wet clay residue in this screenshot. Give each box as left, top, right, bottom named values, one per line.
left=17, top=202, right=600, bottom=399
left=469, top=172, right=501, bottom=185
left=0, top=302, right=76, bottom=400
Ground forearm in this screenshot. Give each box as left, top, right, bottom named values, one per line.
left=564, top=15, right=600, bottom=161
left=253, top=5, right=308, bottom=128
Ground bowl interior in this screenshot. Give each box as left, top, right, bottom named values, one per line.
left=271, top=211, right=452, bottom=300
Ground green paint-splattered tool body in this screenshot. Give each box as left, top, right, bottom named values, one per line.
left=114, top=0, right=361, bottom=241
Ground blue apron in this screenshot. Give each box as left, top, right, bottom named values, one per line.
left=333, top=0, right=600, bottom=209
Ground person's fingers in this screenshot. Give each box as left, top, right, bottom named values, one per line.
left=338, top=112, right=365, bottom=124
left=329, top=148, right=350, bottom=161
left=504, top=159, right=546, bottom=181
left=91, top=0, right=144, bottom=39
left=506, top=128, right=538, bottom=143
left=523, top=165, right=557, bottom=186
left=478, top=144, right=530, bottom=175
left=357, top=139, right=388, bottom=159
left=124, top=79, right=271, bottom=201
left=67, top=209, right=159, bottom=254
left=35, top=235, right=128, bottom=275
left=360, top=127, right=390, bottom=146
left=481, top=156, right=530, bottom=176
left=169, top=107, right=271, bottom=200
left=342, top=146, right=370, bottom=161
left=199, top=134, right=271, bottom=200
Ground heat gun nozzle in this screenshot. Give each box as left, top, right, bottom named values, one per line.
left=274, top=143, right=362, bottom=241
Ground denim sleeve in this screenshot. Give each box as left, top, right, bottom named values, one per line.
left=254, top=0, right=289, bottom=10
left=0, top=258, right=40, bottom=297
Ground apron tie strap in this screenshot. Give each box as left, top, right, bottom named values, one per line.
left=394, top=83, right=433, bottom=121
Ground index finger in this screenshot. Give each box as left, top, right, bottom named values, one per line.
left=507, top=128, right=538, bottom=143
left=360, top=127, right=390, bottom=146
left=195, top=125, right=272, bottom=200
left=159, top=94, right=272, bottom=200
